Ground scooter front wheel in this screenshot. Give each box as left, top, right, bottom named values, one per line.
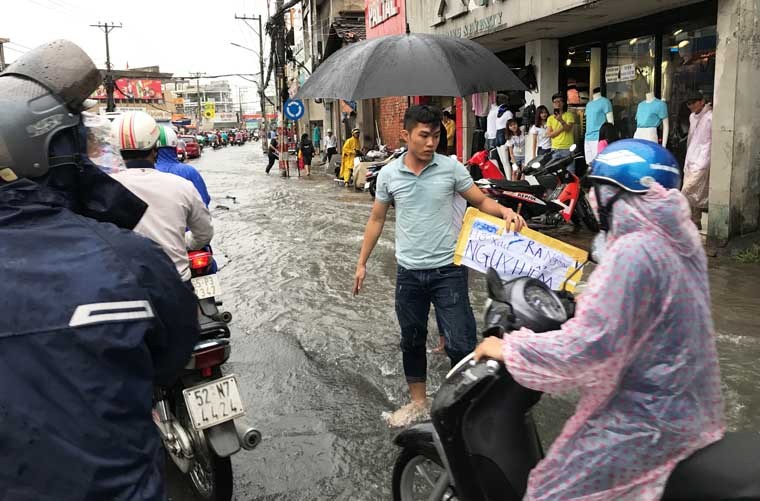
left=392, top=447, right=455, bottom=501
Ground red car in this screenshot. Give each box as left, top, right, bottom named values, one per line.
left=179, top=135, right=201, bottom=159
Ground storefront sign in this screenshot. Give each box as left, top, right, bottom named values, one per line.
left=605, top=65, right=620, bottom=83
left=619, top=63, right=636, bottom=82
left=368, top=0, right=399, bottom=28
left=215, top=112, right=238, bottom=123
left=447, top=12, right=504, bottom=38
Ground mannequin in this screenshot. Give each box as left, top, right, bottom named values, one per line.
left=634, top=92, right=669, bottom=146
left=584, top=87, right=613, bottom=163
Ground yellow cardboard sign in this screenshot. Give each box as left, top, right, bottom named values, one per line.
left=454, top=208, right=588, bottom=291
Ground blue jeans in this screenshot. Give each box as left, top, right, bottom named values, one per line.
left=552, top=148, right=574, bottom=173
left=395, top=264, right=477, bottom=384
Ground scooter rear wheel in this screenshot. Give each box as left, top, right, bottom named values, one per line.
left=392, top=448, right=455, bottom=501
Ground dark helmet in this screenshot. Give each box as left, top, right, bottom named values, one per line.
left=0, top=40, right=101, bottom=180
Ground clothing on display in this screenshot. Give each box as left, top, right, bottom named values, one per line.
left=471, top=91, right=495, bottom=117
left=485, top=104, right=499, bottom=140
left=635, top=98, right=668, bottom=128
left=585, top=97, right=613, bottom=141
left=682, top=104, right=712, bottom=219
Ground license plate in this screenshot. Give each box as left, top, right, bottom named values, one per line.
left=182, top=375, right=246, bottom=430
left=191, top=274, right=221, bottom=300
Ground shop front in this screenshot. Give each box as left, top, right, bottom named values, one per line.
left=558, top=2, right=718, bottom=166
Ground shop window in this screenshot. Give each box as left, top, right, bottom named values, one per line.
left=605, top=36, right=655, bottom=139
left=661, top=25, right=716, bottom=163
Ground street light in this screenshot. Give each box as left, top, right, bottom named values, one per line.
left=230, top=42, right=259, bottom=57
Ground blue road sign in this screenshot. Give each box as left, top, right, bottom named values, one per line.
left=284, top=99, right=305, bottom=120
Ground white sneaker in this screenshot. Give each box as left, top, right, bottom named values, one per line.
left=382, top=399, right=432, bottom=428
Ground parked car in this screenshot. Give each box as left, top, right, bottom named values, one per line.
left=179, top=135, right=201, bottom=159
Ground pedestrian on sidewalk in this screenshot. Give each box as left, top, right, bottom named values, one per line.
left=529, top=105, right=552, bottom=158
left=312, top=124, right=321, bottom=154
left=298, top=133, right=315, bottom=176
left=353, top=105, right=526, bottom=427
left=324, top=129, right=339, bottom=177
left=681, top=92, right=712, bottom=229
left=340, top=128, right=361, bottom=185
left=506, top=118, right=526, bottom=181
left=266, top=136, right=279, bottom=174
left=547, top=93, right=576, bottom=166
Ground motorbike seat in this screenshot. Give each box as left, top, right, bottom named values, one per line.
left=488, top=177, right=554, bottom=195
left=662, top=431, right=760, bottom=500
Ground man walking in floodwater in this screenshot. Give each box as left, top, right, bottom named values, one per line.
left=352, top=105, right=525, bottom=426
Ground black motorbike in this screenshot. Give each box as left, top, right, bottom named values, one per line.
left=153, top=248, right=261, bottom=501
left=391, top=268, right=760, bottom=501
left=475, top=146, right=599, bottom=232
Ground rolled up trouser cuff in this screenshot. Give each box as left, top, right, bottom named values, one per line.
left=405, top=376, right=426, bottom=384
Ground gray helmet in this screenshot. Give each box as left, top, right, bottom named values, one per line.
left=0, top=40, right=102, bottom=180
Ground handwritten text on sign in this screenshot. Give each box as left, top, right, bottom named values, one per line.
left=455, top=209, right=587, bottom=291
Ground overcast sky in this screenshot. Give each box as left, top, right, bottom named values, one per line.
left=4, top=0, right=275, bottom=105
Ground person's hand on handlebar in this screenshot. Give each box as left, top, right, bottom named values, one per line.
left=473, top=336, right=504, bottom=362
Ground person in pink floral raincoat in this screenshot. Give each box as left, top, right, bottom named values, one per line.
left=476, top=139, right=725, bottom=501
left=681, top=92, right=713, bottom=229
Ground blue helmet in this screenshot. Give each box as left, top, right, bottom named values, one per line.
left=589, top=139, right=681, bottom=192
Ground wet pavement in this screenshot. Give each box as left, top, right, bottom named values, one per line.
left=168, top=143, right=760, bottom=500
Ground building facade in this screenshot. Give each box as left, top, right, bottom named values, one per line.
left=405, top=0, right=759, bottom=249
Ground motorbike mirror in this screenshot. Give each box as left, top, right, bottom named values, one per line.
left=486, top=268, right=509, bottom=303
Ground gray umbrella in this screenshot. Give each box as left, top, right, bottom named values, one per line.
left=296, top=33, right=526, bottom=101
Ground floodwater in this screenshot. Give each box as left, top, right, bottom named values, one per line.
left=168, top=144, right=760, bottom=500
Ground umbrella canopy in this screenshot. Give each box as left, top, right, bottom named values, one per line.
left=296, top=33, right=527, bottom=101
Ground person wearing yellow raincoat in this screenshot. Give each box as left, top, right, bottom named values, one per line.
left=340, top=128, right=362, bottom=184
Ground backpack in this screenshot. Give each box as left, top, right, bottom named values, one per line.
left=522, top=100, right=536, bottom=128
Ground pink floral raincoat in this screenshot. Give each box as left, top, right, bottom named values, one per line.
left=502, top=184, right=725, bottom=500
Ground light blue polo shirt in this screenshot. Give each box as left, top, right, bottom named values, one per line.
left=376, top=153, right=474, bottom=270
left=635, top=99, right=668, bottom=128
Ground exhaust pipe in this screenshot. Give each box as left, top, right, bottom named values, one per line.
left=235, top=421, right=262, bottom=451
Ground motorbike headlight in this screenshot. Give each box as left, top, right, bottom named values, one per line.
left=523, top=282, right=567, bottom=322
left=531, top=161, right=541, bottom=169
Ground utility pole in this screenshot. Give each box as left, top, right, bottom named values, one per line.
left=189, top=72, right=206, bottom=132
left=90, top=22, right=122, bottom=112
left=0, top=38, right=8, bottom=72
left=234, top=13, right=267, bottom=136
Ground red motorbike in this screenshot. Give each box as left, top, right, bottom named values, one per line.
left=468, top=145, right=599, bottom=232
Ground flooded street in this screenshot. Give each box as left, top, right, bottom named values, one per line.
left=170, top=144, right=760, bottom=500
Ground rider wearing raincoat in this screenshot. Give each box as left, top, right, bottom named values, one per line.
left=475, top=139, right=725, bottom=500
left=340, top=128, right=362, bottom=184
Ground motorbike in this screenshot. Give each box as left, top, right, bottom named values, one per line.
left=472, top=145, right=599, bottom=232
left=364, top=147, right=407, bottom=197
left=391, top=267, right=760, bottom=501
left=153, top=248, right=261, bottom=501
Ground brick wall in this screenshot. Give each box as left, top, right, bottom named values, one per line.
left=378, top=96, right=407, bottom=149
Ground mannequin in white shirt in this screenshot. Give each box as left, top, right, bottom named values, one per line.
left=634, top=92, right=669, bottom=145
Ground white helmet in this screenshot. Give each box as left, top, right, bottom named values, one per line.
left=156, top=125, right=179, bottom=148
left=112, top=111, right=160, bottom=151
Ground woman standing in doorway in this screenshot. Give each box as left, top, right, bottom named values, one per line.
left=529, top=105, right=551, bottom=158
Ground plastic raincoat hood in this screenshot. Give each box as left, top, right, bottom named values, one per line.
left=503, top=184, right=725, bottom=500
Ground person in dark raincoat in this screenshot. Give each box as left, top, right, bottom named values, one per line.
left=0, top=40, right=199, bottom=501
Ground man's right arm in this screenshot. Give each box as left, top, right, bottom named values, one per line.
left=353, top=199, right=389, bottom=295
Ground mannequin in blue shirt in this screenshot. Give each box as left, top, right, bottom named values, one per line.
left=634, top=92, right=669, bottom=145
left=584, top=87, right=613, bottom=162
